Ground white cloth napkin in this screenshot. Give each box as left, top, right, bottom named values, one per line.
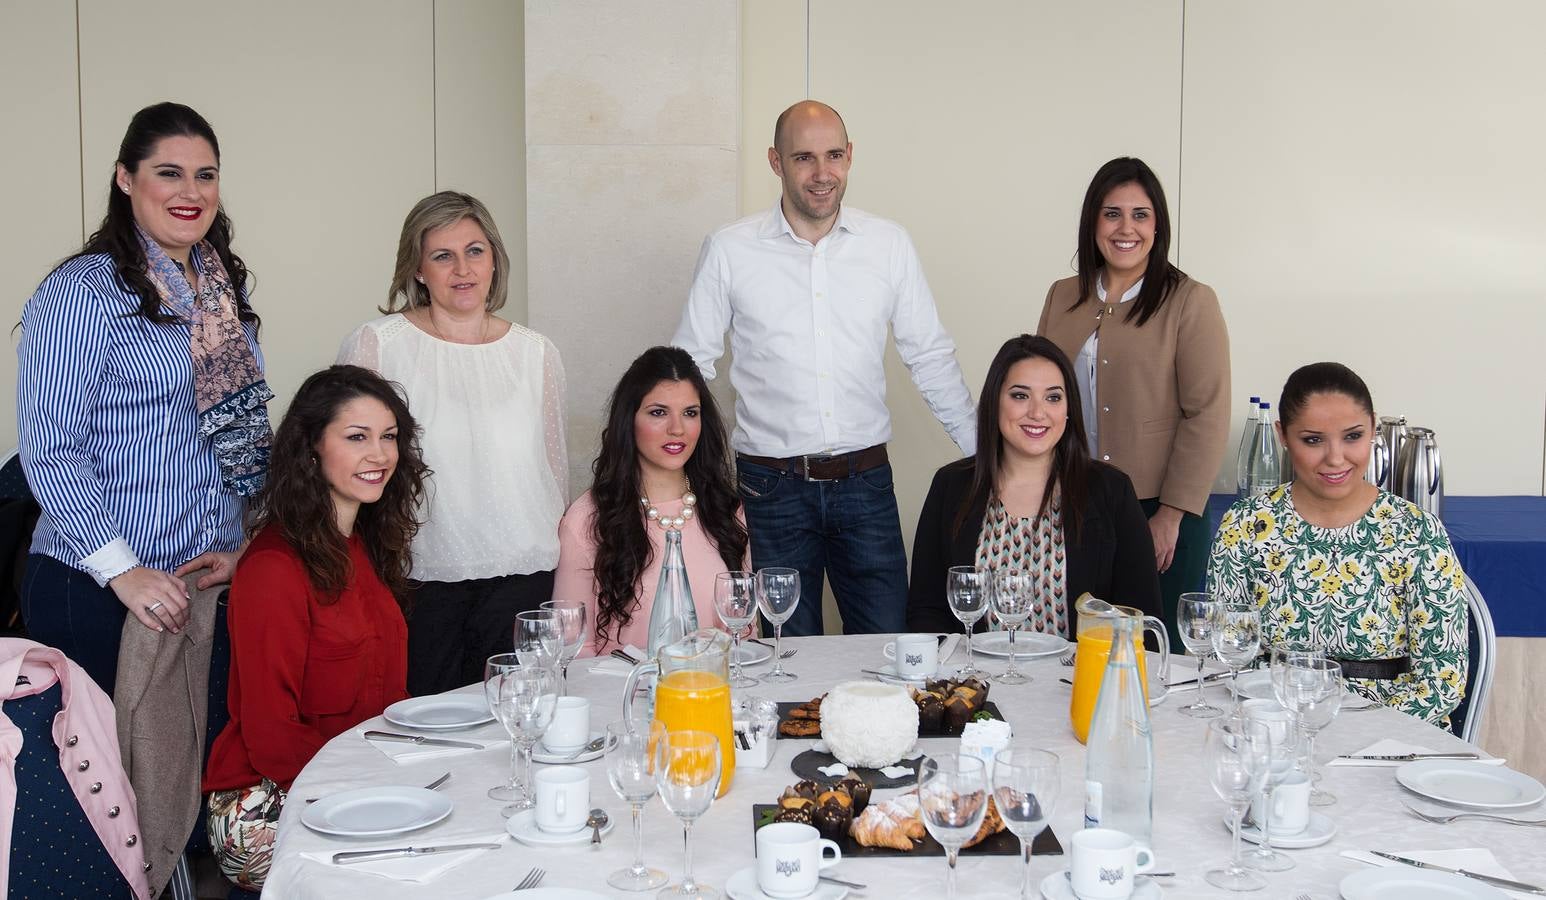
left=358, top=729, right=503, bottom=764
left=587, top=645, right=648, bottom=677
left=1341, top=848, right=1537, bottom=898
left=302, top=833, right=509, bottom=883
left=1328, top=737, right=1506, bottom=767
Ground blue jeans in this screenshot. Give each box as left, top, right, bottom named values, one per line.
left=736, top=458, right=908, bottom=636
left=19, top=553, right=128, bottom=696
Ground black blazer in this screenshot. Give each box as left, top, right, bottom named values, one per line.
left=906, top=457, right=1162, bottom=636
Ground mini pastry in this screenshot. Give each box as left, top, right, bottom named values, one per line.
left=816, top=789, right=853, bottom=811
left=836, top=776, right=871, bottom=815
left=811, top=802, right=851, bottom=844
left=773, top=807, right=813, bottom=826
left=915, top=693, right=945, bottom=732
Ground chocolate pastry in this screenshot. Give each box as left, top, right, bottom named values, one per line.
left=915, top=693, right=945, bottom=732
left=811, top=802, right=851, bottom=844
left=836, top=777, right=872, bottom=815
left=773, top=807, right=813, bottom=826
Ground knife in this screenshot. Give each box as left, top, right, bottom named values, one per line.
left=332, top=842, right=503, bottom=865
left=362, top=730, right=484, bottom=750
left=1165, top=670, right=1233, bottom=688
left=1337, top=752, right=1479, bottom=762
left=1370, top=851, right=1546, bottom=894
left=820, top=875, right=868, bottom=889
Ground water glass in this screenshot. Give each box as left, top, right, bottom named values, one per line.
left=946, top=566, right=990, bottom=678
left=655, top=730, right=723, bottom=898
left=483, top=653, right=524, bottom=801
left=1211, top=600, right=1261, bottom=709
left=1204, top=715, right=1270, bottom=892
left=991, top=746, right=1060, bottom=900
left=540, top=599, right=589, bottom=695
left=918, top=753, right=989, bottom=900
left=516, top=609, right=564, bottom=670
left=1176, top=592, right=1223, bottom=718
left=755, top=567, right=800, bottom=683
left=1241, top=700, right=1297, bottom=872
left=990, top=569, right=1034, bottom=685
left=1282, top=658, right=1342, bottom=806
left=714, top=571, right=759, bottom=688
left=606, top=719, right=668, bottom=891
left=489, top=663, right=558, bottom=815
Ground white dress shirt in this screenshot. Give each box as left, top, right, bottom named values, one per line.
left=1075, top=274, right=1142, bottom=454
left=673, top=203, right=976, bottom=458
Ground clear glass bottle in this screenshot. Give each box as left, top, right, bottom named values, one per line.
left=1083, top=611, right=1154, bottom=845
left=646, top=527, right=698, bottom=659
left=1236, top=397, right=1262, bottom=498
left=1246, top=402, right=1283, bottom=496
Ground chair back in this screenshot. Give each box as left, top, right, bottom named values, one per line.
left=0, top=448, right=40, bottom=635
left=1450, top=573, right=1496, bottom=744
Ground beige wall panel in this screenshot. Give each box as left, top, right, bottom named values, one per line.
left=526, top=0, right=738, bottom=147
left=739, top=0, right=805, bottom=214
left=75, top=0, right=436, bottom=421
left=526, top=144, right=739, bottom=488
left=1, top=3, right=82, bottom=450
left=1182, top=0, right=1546, bottom=495
left=436, top=0, right=527, bottom=323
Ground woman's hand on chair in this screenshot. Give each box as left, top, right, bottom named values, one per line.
left=110, top=566, right=190, bottom=633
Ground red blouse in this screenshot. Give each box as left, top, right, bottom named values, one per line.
left=203, top=525, right=408, bottom=792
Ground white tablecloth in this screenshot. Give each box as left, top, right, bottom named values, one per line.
left=266, top=634, right=1546, bottom=898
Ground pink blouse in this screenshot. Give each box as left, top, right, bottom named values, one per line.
left=554, top=491, right=746, bottom=657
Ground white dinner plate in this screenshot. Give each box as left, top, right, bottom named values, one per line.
left=505, top=809, right=615, bottom=847
left=383, top=694, right=495, bottom=731
left=1236, top=669, right=1276, bottom=701
left=1226, top=810, right=1337, bottom=849
left=1339, top=866, right=1508, bottom=899
left=533, top=730, right=605, bottom=764
left=1039, top=870, right=1161, bottom=899
left=300, top=786, right=453, bottom=837
left=736, top=642, right=774, bottom=666
left=478, top=891, right=612, bottom=900
left=726, top=866, right=849, bottom=900
left=1395, top=760, right=1546, bottom=809
left=971, top=631, right=1070, bottom=659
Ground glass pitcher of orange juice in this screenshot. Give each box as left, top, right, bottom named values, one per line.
left=623, top=628, right=736, bottom=795
left=1069, top=595, right=1171, bottom=743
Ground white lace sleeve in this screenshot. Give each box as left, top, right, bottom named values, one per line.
left=336, top=322, right=382, bottom=371
left=543, top=337, right=570, bottom=500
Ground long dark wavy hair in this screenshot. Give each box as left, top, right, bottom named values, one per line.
left=589, top=346, right=747, bottom=647
left=252, top=366, right=429, bottom=605
left=67, top=101, right=257, bottom=326
left=1068, top=157, right=1184, bottom=328
left=956, top=335, right=1093, bottom=539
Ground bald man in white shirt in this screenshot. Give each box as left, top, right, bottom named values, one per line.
left=673, top=100, right=976, bottom=636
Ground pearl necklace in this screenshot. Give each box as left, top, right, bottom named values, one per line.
left=641, top=477, right=697, bottom=530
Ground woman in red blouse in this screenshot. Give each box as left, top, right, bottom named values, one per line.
left=202, top=365, right=428, bottom=893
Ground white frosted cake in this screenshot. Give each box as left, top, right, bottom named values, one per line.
left=819, top=681, right=920, bottom=768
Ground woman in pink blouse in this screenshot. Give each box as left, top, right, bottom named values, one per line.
left=555, top=346, right=748, bottom=656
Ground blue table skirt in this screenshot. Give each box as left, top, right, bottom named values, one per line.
left=1204, top=493, right=1546, bottom=638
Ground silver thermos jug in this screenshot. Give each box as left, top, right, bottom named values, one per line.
left=1370, top=416, right=1407, bottom=491
left=1393, top=426, right=1443, bottom=517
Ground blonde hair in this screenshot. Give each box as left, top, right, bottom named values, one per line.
left=383, top=191, right=511, bottom=314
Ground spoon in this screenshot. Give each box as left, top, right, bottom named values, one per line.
left=587, top=808, right=609, bottom=845
left=563, top=735, right=608, bottom=759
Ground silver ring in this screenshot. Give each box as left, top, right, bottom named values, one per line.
left=147, top=602, right=164, bottom=613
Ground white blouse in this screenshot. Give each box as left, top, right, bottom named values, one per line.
left=337, top=314, right=568, bottom=581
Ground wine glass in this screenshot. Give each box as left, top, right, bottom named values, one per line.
left=1283, top=658, right=1342, bottom=806
left=1204, top=715, right=1271, bottom=892
left=540, top=599, right=589, bottom=695
left=946, top=566, right=990, bottom=678
left=655, top=730, right=722, bottom=899
left=515, top=608, right=564, bottom=670
left=713, top=571, right=759, bottom=688
left=1211, top=600, right=1261, bottom=709
left=483, top=652, right=524, bottom=801
left=1241, top=700, right=1297, bottom=872
left=755, top=567, right=800, bottom=683
left=1176, top=592, right=1223, bottom=718
left=991, top=746, right=1060, bottom=900
left=605, top=718, right=669, bottom=891
left=489, top=663, right=558, bottom=815
left=991, top=569, right=1033, bottom=685
left=1269, top=645, right=1323, bottom=764
left=918, top=753, right=989, bottom=900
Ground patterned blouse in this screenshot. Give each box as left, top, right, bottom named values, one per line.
left=1206, top=484, right=1468, bottom=726
left=975, top=496, right=1070, bottom=639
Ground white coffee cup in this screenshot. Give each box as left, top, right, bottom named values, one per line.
left=1254, top=771, right=1310, bottom=835
left=755, top=822, right=842, bottom=898
left=882, top=633, right=938, bottom=679
left=542, top=696, right=590, bottom=753
left=533, top=765, right=589, bottom=833
left=1069, top=828, right=1155, bottom=900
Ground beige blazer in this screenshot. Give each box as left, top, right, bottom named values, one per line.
left=1037, top=274, right=1230, bottom=516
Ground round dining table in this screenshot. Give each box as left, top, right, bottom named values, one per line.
left=265, top=634, right=1546, bottom=898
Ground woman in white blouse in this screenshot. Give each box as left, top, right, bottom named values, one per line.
left=338, top=191, right=567, bottom=695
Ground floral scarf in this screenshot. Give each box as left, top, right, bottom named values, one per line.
left=137, top=225, right=273, bottom=496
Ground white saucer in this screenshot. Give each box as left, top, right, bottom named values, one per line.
left=871, top=663, right=930, bottom=685
left=1396, top=759, right=1546, bottom=809
left=725, top=866, right=848, bottom=900
left=972, top=631, right=1070, bottom=659
left=1339, top=866, right=1508, bottom=899
left=505, top=809, right=615, bottom=847
left=737, top=642, right=774, bottom=666
left=383, top=693, right=495, bottom=731
left=301, top=786, right=452, bottom=837
left=533, top=730, right=605, bottom=764
left=1039, top=870, right=1161, bottom=899
left=1227, top=810, right=1337, bottom=848
left=1236, top=670, right=1276, bottom=701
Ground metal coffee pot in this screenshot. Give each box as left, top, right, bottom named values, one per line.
left=1370, top=416, right=1407, bottom=490
left=1393, top=426, right=1443, bottom=517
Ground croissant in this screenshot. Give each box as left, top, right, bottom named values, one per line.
left=849, top=804, right=918, bottom=850
left=962, top=796, right=1005, bottom=849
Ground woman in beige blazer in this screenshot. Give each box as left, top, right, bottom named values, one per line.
left=1037, top=157, right=1230, bottom=650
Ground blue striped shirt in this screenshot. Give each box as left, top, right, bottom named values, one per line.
left=17, top=252, right=259, bottom=585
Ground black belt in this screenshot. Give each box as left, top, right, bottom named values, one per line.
left=1331, top=656, right=1412, bottom=681
left=737, top=444, right=889, bottom=482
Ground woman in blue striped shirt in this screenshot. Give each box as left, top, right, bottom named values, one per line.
left=17, top=102, right=271, bottom=696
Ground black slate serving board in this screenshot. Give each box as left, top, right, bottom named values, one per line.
left=789, top=749, right=923, bottom=789
left=775, top=700, right=1005, bottom=740
left=751, top=804, right=1062, bottom=858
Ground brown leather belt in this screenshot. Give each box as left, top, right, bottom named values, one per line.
left=1331, top=656, right=1412, bottom=681
left=737, top=444, right=889, bottom=482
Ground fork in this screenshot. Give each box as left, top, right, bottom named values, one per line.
left=514, top=867, right=545, bottom=890
left=779, top=648, right=798, bottom=659
left=1059, top=649, right=1076, bottom=666
left=1403, top=801, right=1546, bottom=826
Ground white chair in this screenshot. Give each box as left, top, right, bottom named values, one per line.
left=1452, top=573, right=1496, bottom=744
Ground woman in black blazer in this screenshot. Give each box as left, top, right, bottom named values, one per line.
left=907, top=335, right=1160, bottom=637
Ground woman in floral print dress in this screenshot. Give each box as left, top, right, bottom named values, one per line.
left=1207, top=362, right=1467, bottom=726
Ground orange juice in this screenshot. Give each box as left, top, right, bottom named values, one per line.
left=653, top=669, right=736, bottom=795
left=1070, top=625, right=1150, bottom=743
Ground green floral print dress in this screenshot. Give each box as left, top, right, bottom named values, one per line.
left=1206, top=484, right=1468, bottom=727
